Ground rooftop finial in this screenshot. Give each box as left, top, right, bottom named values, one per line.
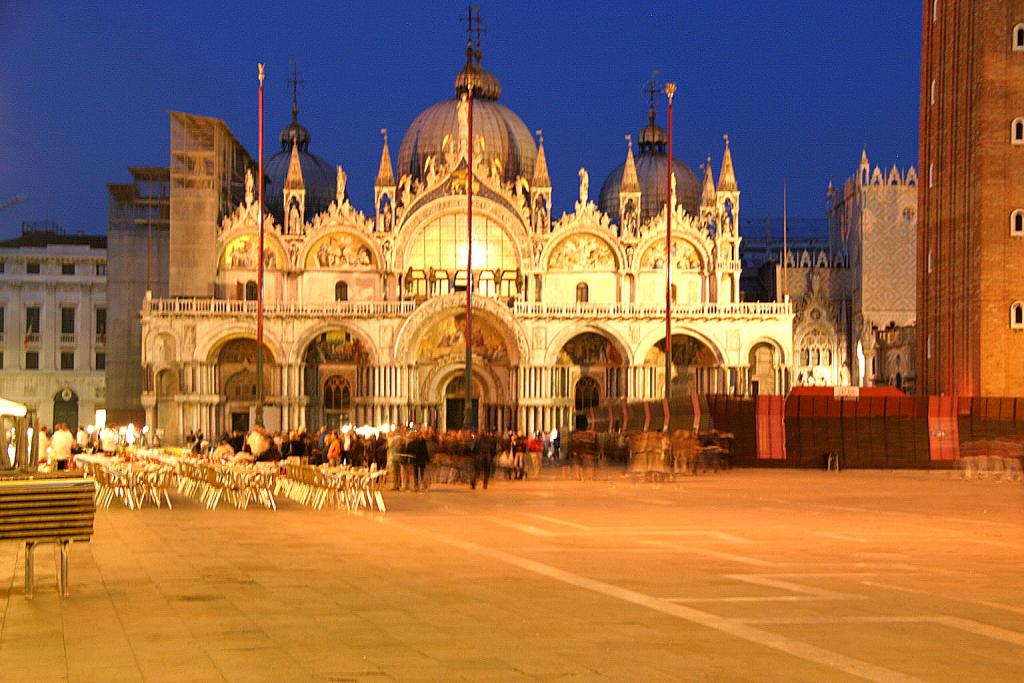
left=643, top=71, right=660, bottom=126
left=460, top=5, right=481, bottom=63
left=474, top=7, right=486, bottom=63
left=287, top=59, right=305, bottom=124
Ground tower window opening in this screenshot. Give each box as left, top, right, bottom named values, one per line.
left=1013, top=118, right=1024, bottom=144
left=1014, top=24, right=1024, bottom=51
left=1011, top=210, right=1024, bottom=236
left=335, top=281, right=349, bottom=302
left=1012, top=302, right=1024, bottom=329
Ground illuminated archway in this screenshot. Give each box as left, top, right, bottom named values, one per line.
left=215, top=339, right=277, bottom=433
left=302, top=330, right=370, bottom=429
left=645, top=334, right=720, bottom=398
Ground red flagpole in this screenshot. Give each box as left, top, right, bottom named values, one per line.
left=255, top=63, right=265, bottom=427
left=464, top=84, right=475, bottom=432
left=664, top=82, right=677, bottom=424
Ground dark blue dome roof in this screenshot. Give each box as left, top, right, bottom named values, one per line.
left=265, top=116, right=336, bottom=221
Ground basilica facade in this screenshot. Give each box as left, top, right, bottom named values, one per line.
left=139, top=52, right=793, bottom=441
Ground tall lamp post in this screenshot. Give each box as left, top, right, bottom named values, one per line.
left=255, top=63, right=265, bottom=427
left=664, top=82, right=677, bottom=421
left=463, top=81, right=475, bottom=432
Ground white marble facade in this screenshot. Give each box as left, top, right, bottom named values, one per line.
left=141, top=79, right=793, bottom=441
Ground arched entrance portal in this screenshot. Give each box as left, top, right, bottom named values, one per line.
left=412, top=309, right=518, bottom=432
left=443, top=376, right=481, bottom=431
left=749, top=342, right=782, bottom=395
left=646, top=335, right=720, bottom=397
left=155, top=369, right=178, bottom=442
left=574, top=376, right=600, bottom=430
left=53, top=388, right=78, bottom=428
left=216, top=339, right=277, bottom=433
left=556, top=331, right=627, bottom=431
left=303, top=331, right=368, bottom=429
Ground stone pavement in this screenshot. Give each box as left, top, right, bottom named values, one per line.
left=1, top=469, right=1022, bottom=682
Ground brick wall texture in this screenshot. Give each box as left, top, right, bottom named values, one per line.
left=918, top=0, right=1024, bottom=396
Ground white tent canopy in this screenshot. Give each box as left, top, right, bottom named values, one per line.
left=0, top=397, right=28, bottom=418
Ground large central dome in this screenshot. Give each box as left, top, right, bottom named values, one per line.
left=397, top=51, right=537, bottom=185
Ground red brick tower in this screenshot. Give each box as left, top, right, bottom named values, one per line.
left=918, top=1, right=1024, bottom=396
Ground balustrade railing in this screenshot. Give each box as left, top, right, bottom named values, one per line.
left=143, top=299, right=417, bottom=317
left=142, top=297, right=791, bottom=319
left=512, top=301, right=793, bottom=318
left=59, top=333, right=76, bottom=346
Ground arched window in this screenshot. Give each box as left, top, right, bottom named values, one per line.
left=576, top=282, right=589, bottom=303
left=1014, top=24, right=1024, bottom=51
left=244, top=281, right=257, bottom=301
left=1013, top=118, right=1024, bottom=144
left=1012, top=302, right=1024, bottom=329
left=1012, top=210, right=1024, bottom=236
left=335, top=281, right=348, bottom=302
left=323, top=376, right=352, bottom=412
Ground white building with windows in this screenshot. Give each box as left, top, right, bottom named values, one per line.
left=139, top=48, right=794, bottom=441
left=0, top=222, right=107, bottom=428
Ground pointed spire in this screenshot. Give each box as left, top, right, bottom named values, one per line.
left=376, top=128, right=395, bottom=187
left=717, top=134, right=738, bottom=193
left=532, top=130, right=551, bottom=188
left=860, top=145, right=869, bottom=166
left=620, top=134, right=640, bottom=193
left=701, top=154, right=716, bottom=206
left=284, top=141, right=305, bottom=191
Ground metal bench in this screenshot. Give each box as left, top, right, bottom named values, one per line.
left=0, top=476, right=96, bottom=598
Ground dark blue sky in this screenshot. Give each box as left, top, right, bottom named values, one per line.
left=0, top=1, right=921, bottom=239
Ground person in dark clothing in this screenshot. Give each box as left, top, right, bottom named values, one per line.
left=256, top=439, right=281, bottom=463
left=229, top=431, right=245, bottom=454
left=373, top=434, right=389, bottom=469
left=350, top=436, right=366, bottom=467
left=406, top=433, right=429, bottom=491
left=472, top=432, right=496, bottom=490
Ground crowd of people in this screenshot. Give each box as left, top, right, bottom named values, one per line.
left=22, top=417, right=563, bottom=493
left=29, top=423, right=146, bottom=470
left=182, top=425, right=561, bottom=491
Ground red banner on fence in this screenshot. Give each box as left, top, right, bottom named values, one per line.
left=927, top=396, right=959, bottom=461
left=756, top=395, right=787, bottom=460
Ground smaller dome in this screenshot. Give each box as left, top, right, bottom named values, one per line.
left=279, top=103, right=311, bottom=152
left=599, top=153, right=700, bottom=224
left=265, top=109, right=335, bottom=222
left=638, top=117, right=666, bottom=151
left=455, top=60, right=501, bottom=100
left=599, top=105, right=700, bottom=225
